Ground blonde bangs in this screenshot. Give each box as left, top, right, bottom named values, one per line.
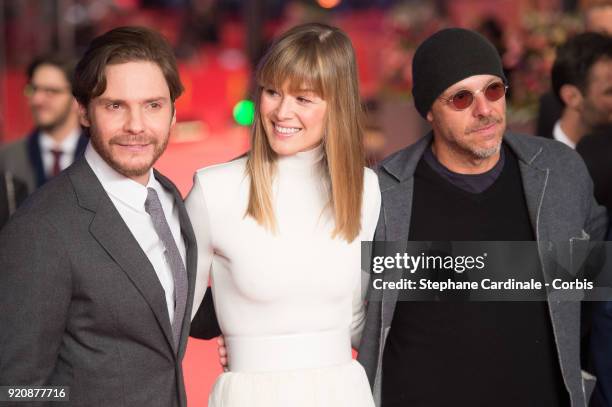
left=256, top=41, right=326, bottom=98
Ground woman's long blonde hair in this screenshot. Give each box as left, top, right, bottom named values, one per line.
left=246, top=23, right=365, bottom=242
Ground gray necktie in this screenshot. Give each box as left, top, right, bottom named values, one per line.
left=144, top=187, right=188, bottom=351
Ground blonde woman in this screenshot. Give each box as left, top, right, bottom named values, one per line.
left=185, top=23, right=380, bottom=406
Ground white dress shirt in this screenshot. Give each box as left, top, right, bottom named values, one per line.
left=553, top=120, right=576, bottom=149
left=85, top=144, right=186, bottom=324
left=39, top=128, right=82, bottom=177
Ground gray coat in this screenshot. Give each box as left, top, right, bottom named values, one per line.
left=357, top=132, right=608, bottom=407
left=0, top=137, right=38, bottom=193
left=0, top=158, right=198, bottom=407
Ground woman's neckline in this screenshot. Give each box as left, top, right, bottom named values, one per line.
left=276, top=143, right=325, bottom=171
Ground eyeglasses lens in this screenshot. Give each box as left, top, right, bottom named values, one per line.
left=450, top=82, right=506, bottom=110
left=451, top=90, right=473, bottom=110
left=484, top=82, right=506, bottom=102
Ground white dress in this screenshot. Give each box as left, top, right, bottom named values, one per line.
left=185, top=145, right=381, bottom=407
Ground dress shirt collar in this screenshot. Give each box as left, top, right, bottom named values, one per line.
left=39, top=127, right=81, bottom=154
left=553, top=120, right=576, bottom=149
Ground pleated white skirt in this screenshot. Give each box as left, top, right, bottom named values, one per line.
left=207, top=330, right=374, bottom=406
left=208, top=359, right=375, bottom=407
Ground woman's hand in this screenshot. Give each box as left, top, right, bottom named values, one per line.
left=217, top=336, right=228, bottom=371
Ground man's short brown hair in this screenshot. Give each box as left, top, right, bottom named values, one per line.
left=73, top=26, right=184, bottom=107
left=27, top=54, right=77, bottom=85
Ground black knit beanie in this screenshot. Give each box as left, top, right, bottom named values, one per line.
left=412, top=28, right=506, bottom=118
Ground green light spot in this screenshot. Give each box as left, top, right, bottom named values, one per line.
left=233, top=100, right=255, bottom=126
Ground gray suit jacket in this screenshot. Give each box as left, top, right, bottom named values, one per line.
left=0, top=158, right=198, bottom=406
left=357, top=132, right=608, bottom=407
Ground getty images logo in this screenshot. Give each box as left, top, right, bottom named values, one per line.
left=372, top=252, right=488, bottom=274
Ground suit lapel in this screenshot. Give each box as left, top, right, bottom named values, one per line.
left=380, top=180, right=413, bottom=327
left=518, top=161, right=550, bottom=244
left=506, top=135, right=584, bottom=396
left=68, top=159, right=177, bottom=358
left=504, top=134, right=548, bottom=237
left=505, top=135, right=573, bottom=366
left=383, top=181, right=414, bottom=242
left=26, top=130, right=47, bottom=187
left=505, top=134, right=555, bottom=279
left=154, top=170, right=197, bottom=358
left=518, top=161, right=564, bottom=284
left=378, top=134, right=431, bottom=328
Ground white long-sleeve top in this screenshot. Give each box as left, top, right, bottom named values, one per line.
left=185, top=145, right=381, bottom=348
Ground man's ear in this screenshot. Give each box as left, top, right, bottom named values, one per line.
left=559, top=84, right=583, bottom=110
left=171, top=104, right=176, bottom=127
left=426, top=110, right=434, bottom=123
left=78, top=104, right=91, bottom=127
left=70, top=98, right=79, bottom=113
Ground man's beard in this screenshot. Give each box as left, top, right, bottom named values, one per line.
left=89, top=130, right=169, bottom=178
left=459, top=115, right=505, bottom=159
left=465, top=142, right=502, bottom=159
left=33, top=102, right=74, bottom=133
left=581, top=99, right=612, bottom=133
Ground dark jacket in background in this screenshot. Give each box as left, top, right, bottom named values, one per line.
left=577, top=126, right=612, bottom=216
left=536, top=91, right=564, bottom=139
left=577, top=126, right=612, bottom=407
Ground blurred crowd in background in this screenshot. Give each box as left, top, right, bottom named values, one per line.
left=0, top=0, right=609, bottom=142
left=1, top=0, right=611, bottom=223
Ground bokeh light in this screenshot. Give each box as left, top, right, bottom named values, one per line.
left=233, top=99, right=255, bottom=126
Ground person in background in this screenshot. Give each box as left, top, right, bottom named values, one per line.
left=0, top=54, right=88, bottom=197
left=583, top=0, right=612, bottom=34
left=587, top=150, right=612, bottom=405
left=569, top=7, right=612, bottom=403
left=550, top=32, right=612, bottom=148
left=536, top=0, right=612, bottom=142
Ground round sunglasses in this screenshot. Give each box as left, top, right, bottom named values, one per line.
left=439, top=81, right=509, bottom=110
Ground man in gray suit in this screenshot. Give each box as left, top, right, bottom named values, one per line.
left=0, top=27, right=203, bottom=406
left=357, top=28, right=608, bottom=407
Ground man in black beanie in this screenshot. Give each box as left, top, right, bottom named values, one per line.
left=358, top=28, right=608, bottom=407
